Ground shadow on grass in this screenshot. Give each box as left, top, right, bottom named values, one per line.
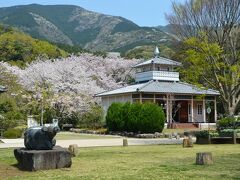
left=0, top=163, right=26, bottom=179
left=10, top=163, right=26, bottom=171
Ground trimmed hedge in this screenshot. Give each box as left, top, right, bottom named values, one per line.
left=219, top=129, right=240, bottom=137
left=3, top=128, right=22, bottom=138
left=106, top=102, right=165, bottom=133
left=106, top=102, right=125, bottom=131
left=217, top=117, right=240, bottom=130
left=3, top=125, right=27, bottom=138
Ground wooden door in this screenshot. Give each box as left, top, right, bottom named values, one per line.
left=179, top=101, right=188, bottom=123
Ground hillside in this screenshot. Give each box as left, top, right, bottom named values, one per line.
left=0, top=25, right=66, bottom=66
left=0, top=4, right=175, bottom=53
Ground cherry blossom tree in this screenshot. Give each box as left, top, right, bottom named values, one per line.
left=1, top=54, right=139, bottom=120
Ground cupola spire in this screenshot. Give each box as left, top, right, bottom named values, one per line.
left=154, top=46, right=160, bottom=57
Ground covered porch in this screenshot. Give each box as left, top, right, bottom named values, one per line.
left=132, top=93, right=217, bottom=124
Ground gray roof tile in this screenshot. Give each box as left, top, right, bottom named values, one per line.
left=133, top=57, right=182, bottom=68
left=95, top=81, right=220, bottom=97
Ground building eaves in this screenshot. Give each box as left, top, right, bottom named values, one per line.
left=94, top=81, right=220, bottom=97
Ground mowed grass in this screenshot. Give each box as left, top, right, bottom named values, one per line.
left=55, top=132, right=120, bottom=140
left=0, top=144, right=239, bottom=180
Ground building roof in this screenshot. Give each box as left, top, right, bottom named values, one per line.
left=0, top=85, right=6, bottom=92
left=133, top=56, right=182, bottom=68
left=95, top=81, right=220, bottom=97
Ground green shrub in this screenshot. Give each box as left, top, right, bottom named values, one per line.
left=80, top=104, right=104, bottom=129
left=106, top=102, right=125, bottom=131
left=219, top=129, right=240, bottom=137
left=106, top=102, right=165, bottom=133
left=217, top=117, right=240, bottom=130
left=195, top=130, right=209, bottom=138
left=138, top=103, right=165, bottom=133
left=195, top=130, right=215, bottom=138
left=126, top=103, right=142, bottom=132
left=3, top=128, right=23, bottom=138
left=0, top=94, right=25, bottom=131
left=121, top=102, right=131, bottom=131
left=209, top=131, right=219, bottom=137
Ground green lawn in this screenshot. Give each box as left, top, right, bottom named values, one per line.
left=55, top=132, right=120, bottom=140
left=0, top=144, right=239, bottom=179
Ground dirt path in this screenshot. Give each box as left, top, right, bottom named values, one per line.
left=0, top=138, right=184, bottom=148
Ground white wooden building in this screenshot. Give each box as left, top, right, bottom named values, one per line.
left=95, top=47, right=220, bottom=127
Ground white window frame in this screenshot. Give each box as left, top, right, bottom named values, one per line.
left=197, top=104, right=203, bottom=115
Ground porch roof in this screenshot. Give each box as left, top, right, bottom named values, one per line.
left=95, top=81, right=220, bottom=97
left=133, top=57, right=182, bottom=68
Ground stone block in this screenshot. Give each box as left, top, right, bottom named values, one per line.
left=68, top=144, right=79, bottom=157
left=123, top=138, right=128, bottom=146
left=196, top=152, right=213, bottom=165
left=183, top=138, right=193, bottom=148
left=14, top=146, right=72, bottom=171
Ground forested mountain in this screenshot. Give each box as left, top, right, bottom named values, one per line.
left=0, top=25, right=66, bottom=66
left=0, top=4, right=175, bottom=53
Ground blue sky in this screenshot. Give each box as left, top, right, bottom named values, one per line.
left=0, top=0, right=186, bottom=26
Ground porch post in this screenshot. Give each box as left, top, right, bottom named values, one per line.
left=130, top=93, right=133, bottom=103
left=153, top=93, right=156, bottom=103
left=214, top=96, right=217, bottom=122
left=203, top=98, right=206, bottom=123
left=191, top=95, right=194, bottom=122
left=140, top=93, right=142, bottom=103
left=107, top=96, right=110, bottom=107
left=169, top=95, right=172, bottom=124
left=166, top=94, right=169, bottom=123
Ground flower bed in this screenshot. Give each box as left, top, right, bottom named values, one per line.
left=195, top=129, right=240, bottom=144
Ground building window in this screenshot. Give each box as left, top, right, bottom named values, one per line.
left=132, top=94, right=140, bottom=98
left=155, top=94, right=164, bottom=99
left=197, top=104, right=203, bottom=115
left=142, top=93, right=154, bottom=98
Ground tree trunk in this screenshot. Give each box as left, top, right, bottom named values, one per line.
left=228, top=105, right=236, bottom=116
left=222, top=98, right=238, bottom=116
left=196, top=152, right=213, bottom=165
left=233, top=131, right=237, bottom=144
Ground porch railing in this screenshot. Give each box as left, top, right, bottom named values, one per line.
left=135, top=71, right=179, bottom=82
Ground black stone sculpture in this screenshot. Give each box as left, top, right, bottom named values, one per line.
left=24, top=125, right=60, bottom=150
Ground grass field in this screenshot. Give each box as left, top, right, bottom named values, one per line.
left=55, top=132, right=120, bottom=140
left=0, top=144, right=239, bottom=179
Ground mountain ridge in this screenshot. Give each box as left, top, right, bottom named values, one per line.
left=0, top=4, right=175, bottom=53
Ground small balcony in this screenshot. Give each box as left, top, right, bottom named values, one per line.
left=135, top=71, right=179, bottom=82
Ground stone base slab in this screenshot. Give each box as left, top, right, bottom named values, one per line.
left=14, top=146, right=72, bottom=171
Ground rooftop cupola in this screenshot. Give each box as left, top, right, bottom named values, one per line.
left=154, top=46, right=160, bottom=57
left=133, top=47, right=182, bottom=83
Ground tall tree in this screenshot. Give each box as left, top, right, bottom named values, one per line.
left=1, top=54, right=139, bottom=121
left=167, top=0, right=240, bottom=115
